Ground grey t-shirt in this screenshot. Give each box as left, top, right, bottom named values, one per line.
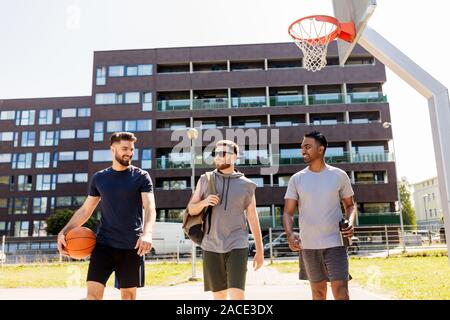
left=284, top=164, right=354, bottom=250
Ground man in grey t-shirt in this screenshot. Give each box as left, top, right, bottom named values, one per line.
left=283, top=131, right=356, bottom=300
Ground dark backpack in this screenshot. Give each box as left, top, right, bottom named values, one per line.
left=182, top=171, right=216, bottom=245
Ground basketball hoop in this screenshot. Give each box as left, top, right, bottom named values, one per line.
left=288, top=15, right=356, bottom=72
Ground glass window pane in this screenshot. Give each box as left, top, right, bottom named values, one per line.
left=75, top=151, right=89, bottom=160
left=125, top=92, right=140, bottom=104
left=124, top=120, right=137, bottom=131
left=109, top=65, right=125, bottom=77
left=93, top=150, right=112, bottom=162
left=77, top=129, right=90, bottom=139
left=126, top=66, right=138, bottom=76
left=61, top=108, right=77, bottom=118
left=60, top=130, right=76, bottom=139
left=137, top=120, right=152, bottom=131
left=107, top=121, right=123, bottom=133
left=138, top=64, right=153, bottom=75
left=95, top=93, right=116, bottom=105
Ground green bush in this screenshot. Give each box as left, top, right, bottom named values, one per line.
left=45, top=209, right=98, bottom=235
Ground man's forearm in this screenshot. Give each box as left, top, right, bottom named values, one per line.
left=59, top=208, right=90, bottom=235
left=345, top=205, right=356, bottom=225
left=143, top=206, right=156, bottom=237
left=187, top=199, right=207, bottom=215
left=283, top=212, right=295, bottom=236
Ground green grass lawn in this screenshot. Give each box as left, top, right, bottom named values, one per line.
left=270, top=251, right=450, bottom=300
left=0, top=261, right=202, bottom=288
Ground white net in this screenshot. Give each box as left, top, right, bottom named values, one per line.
left=289, top=17, right=338, bottom=72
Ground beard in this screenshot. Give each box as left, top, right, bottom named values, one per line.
left=215, top=163, right=231, bottom=170
left=115, top=154, right=132, bottom=166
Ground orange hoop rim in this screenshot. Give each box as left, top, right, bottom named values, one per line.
left=288, top=15, right=342, bottom=45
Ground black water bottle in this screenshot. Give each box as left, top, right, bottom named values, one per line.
left=339, top=218, right=352, bottom=247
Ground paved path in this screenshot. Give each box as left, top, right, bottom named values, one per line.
left=0, top=262, right=391, bottom=300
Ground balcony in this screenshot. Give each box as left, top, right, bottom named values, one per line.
left=157, top=99, right=190, bottom=111
left=351, top=152, right=394, bottom=163
left=308, top=93, right=345, bottom=105
left=192, top=98, right=228, bottom=110
left=231, top=96, right=267, bottom=108
left=269, top=95, right=306, bottom=107
left=358, top=212, right=401, bottom=226
left=272, top=152, right=394, bottom=165
left=347, top=92, right=387, bottom=103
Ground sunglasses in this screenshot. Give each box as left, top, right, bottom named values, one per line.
left=211, top=150, right=234, bottom=158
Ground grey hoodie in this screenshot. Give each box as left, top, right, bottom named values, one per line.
left=199, top=169, right=257, bottom=253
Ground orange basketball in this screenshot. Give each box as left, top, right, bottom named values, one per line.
left=65, top=227, right=96, bottom=259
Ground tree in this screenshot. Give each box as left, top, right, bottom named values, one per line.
left=45, top=208, right=98, bottom=235
left=399, top=179, right=417, bottom=228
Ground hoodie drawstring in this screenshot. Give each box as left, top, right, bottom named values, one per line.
left=224, top=176, right=230, bottom=211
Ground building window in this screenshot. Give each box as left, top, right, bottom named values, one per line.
left=109, top=65, right=125, bottom=77
left=76, top=129, right=90, bottom=139
left=75, top=151, right=89, bottom=160
left=39, top=109, right=53, bottom=125
left=0, top=198, right=7, bottom=209
left=58, top=174, right=73, bottom=184
left=94, top=121, right=104, bottom=142
left=142, top=149, right=152, bottom=169
left=36, top=174, right=56, bottom=191
left=77, top=107, right=91, bottom=117
left=35, top=152, right=51, bottom=169
left=126, top=65, right=138, bottom=76
left=11, top=198, right=29, bottom=215
left=16, top=110, right=35, bottom=126
left=60, top=130, right=76, bottom=139
left=33, top=221, right=47, bottom=237
left=52, top=152, right=58, bottom=168
left=276, top=176, right=291, bottom=187
left=96, top=66, right=106, bottom=85
left=137, top=119, right=152, bottom=131
left=0, top=153, right=12, bottom=163
left=18, top=175, right=33, bottom=191
left=74, top=173, right=88, bottom=183
left=56, top=196, right=72, bottom=207
left=0, top=110, right=15, bottom=120
left=61, top=108, right=77, bottom=118
left=107, top=120, right=123, bottom=133
left=58, top=151, right=74, bottom=161
left=143, top=92, right=153, bottom=111
left=21, top=131, right=36, bottom=147
left=138, top=64, right=153, bottom=76
left=93, top=150, right=112, bottom=162
left=33, top=197, right=48, bottom=214
left=14, top=221, right=29, bottom=237
left=125, top=92, right=140, bottom=104
left=95, top=93, right=116, bottom=105
left=12, top=153, right=32, bottom=169
left=0, top=131, right=14, bottom=141
left=157, top=208, right=185, bottom=223
left=73, top=196, right=86, bottom=206
left=358, top=203, right=391, bottom=213
left=40, top=131, right=59, bottom=146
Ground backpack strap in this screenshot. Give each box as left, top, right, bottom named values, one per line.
left=204, top=171, right=215, bottom=235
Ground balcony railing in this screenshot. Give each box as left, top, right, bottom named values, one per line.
left=157, top=99, right=190, bottom=111
left=308, top=93, right=345, bottom=105
left=192, top=98, right=228, bottom=110
left=272, top=152, right=394, bottom=165
left=347, top=92, right=387, bottom=103
left=231, top=96, right=267, bottom=108
left=156, top=92, right=387, bottom=112
left=357, top=212, right=401, bottom=225
left=269, top=95, right=306, bottom=107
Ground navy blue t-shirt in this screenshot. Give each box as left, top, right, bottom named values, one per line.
left=88, top=165, right=153, bottom=249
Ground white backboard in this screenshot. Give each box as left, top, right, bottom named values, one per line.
left=333, top=0, right=377, bottom=65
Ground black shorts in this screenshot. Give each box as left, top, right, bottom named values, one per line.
left=202, top=248, right=248, bottom=292
left=87, top=243, right=145, bottom=289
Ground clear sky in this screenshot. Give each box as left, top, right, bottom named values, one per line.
left=0, top=0, right=448, bottom=184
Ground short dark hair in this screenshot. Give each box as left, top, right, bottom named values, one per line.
left=215, top=140, right=239, bottom=155
left=110, top=132, right=137, bottom=146
left=304, top=131, right=327, bottom=152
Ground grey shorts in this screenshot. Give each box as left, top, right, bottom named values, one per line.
left=202, top=248, right=248, bottom=292
left=299, top=246, right=351, bottom=283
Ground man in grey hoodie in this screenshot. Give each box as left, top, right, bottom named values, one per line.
left=187, top=140, right=264, bottom=300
